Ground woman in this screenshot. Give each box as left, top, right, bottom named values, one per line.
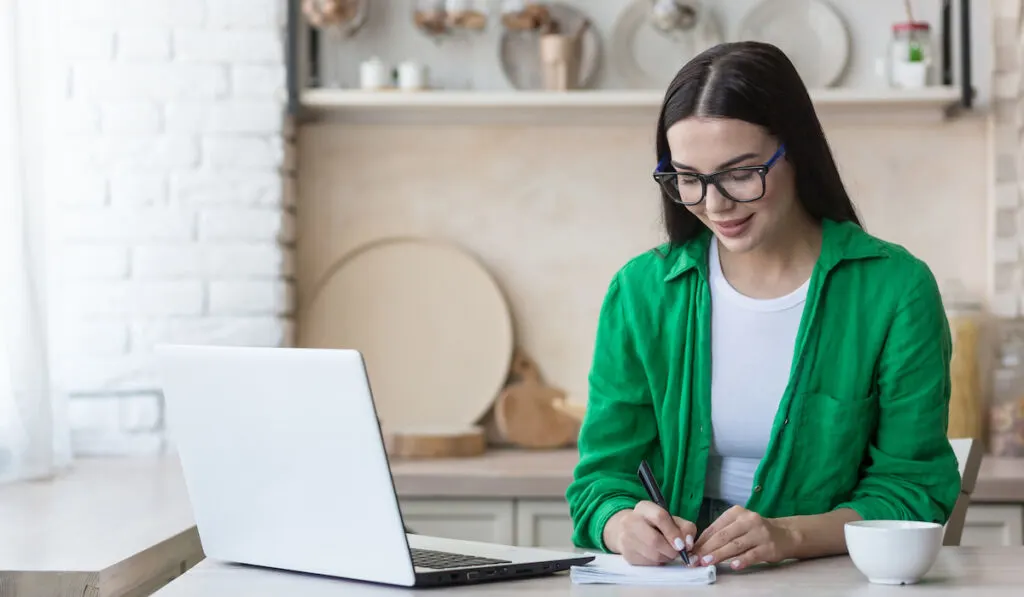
left=564, top=41, right=961, bottom=572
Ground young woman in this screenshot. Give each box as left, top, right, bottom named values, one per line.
left=565, top=41, right=961, bottom=572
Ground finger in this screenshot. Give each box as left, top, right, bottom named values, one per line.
left=693, top=506, right=745, bottom=551
left=693, top=513, right=757, bottom=564
left=701, top=526, right=759, bottom=567
left=726, top=544, right=770, bottom=571
left=634, top=518, right=682, bottom=562
left=635, top=502, right=687, bottom=554
left=620, top=537, right=660, bottom=567
left=672, top=516, right=698, bottom=550
left=625, top=523, right=675, bottom=565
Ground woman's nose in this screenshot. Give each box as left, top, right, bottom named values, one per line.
left=704, top=184, right=733, bottom=213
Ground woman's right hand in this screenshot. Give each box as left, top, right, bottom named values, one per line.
left=602, top=501, right=697, bottom=566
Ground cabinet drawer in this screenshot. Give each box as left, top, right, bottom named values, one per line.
left=961, top=505, right=1024, bottom=547
left=516, top=499, right=575, bottom=549
left=399, top=499, right=514, bottom=545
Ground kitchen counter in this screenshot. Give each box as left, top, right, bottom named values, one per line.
left=390, top=448, right=1024, bottom=503
left=3, top=448, right=1024, bottom=596
left=0, top=457, right=204, bottom=597
left=154, top=547, right=1024, bottom=597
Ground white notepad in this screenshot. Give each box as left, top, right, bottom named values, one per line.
left=570, top=553, right=717, bottom=586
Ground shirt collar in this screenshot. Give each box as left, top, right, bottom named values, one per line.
left=661, top=218, right=888, bottom=283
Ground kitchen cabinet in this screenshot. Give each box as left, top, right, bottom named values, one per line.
left=399, top=499, right=514, bottom=545
left=398, top=498, right=573, bottom=548
left=397, top=498, right=1024, bottom=549
left=389, top=449, right=1024, bottom=549
left=961, top=504, right=1024, bottom=547
left=516, top=499, right=575, bottom=549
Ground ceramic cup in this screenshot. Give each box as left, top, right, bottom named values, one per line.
left=844, top=520, right=943, bottom=585
left=397, top=61, right=429, bottom=91
left=360, top=57, right=389, bottom=90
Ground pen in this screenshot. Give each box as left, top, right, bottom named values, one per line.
left=637, top=459, right=690, bottom=565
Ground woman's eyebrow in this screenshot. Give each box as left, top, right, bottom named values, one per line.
left=671, top=152, right=760, bottom=171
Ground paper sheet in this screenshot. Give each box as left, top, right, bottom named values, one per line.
left=569, top=553, right=717, bottom=586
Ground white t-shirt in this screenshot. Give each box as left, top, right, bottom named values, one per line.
left=704, top=240, right=810, bottom=506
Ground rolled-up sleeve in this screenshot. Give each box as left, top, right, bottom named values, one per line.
left=565, top=273, right=659, bottom=551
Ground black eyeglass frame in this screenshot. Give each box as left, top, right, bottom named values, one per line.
left=652, top=144, right=787, bottom=206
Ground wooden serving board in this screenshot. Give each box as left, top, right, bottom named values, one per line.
left=384, top=427, right=487, bottom=459
left=492, top=349, right=579, bottom=449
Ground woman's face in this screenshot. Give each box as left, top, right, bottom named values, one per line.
left=664, top=117, right=798, bottom=254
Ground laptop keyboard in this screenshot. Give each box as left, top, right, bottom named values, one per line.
left=410, top=548, right=511, bottom=570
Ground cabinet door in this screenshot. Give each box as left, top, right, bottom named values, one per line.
left=516, top=499, right=575, bottom=549
left=960, top=505, right=1024, bottom=546
left=399, top=499, right=514, bottom=545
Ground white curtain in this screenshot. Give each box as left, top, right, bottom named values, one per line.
left=0, top=0, right=71, bottom=484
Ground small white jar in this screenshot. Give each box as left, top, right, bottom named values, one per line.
left=359, top=56, right=390, bottom=90
left=397, top=61, right=429, bottom=91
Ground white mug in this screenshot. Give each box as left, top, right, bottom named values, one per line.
left=397, top=61, right=429, bottom=91
left=360, top=57, right=389, bottom=90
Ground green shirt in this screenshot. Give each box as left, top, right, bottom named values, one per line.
left=565, top=218, right=961, bottom=551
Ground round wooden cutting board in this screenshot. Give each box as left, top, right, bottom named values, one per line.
left=384, top=426, right=487, bottom=459
left=300, top=237, right=514, bottom=433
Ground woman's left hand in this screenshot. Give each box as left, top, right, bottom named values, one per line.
left=690, top=506, right=797, bottom=571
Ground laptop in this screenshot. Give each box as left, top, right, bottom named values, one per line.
left=155, top=344, right=594, bottom=587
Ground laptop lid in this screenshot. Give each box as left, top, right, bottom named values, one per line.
left=156, top=344, right=417, bottom=586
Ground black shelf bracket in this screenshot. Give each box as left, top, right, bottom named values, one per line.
left=286, top=0, right=300, bottom=116
left=959, top=0, right=973, bottom=108
left=941, top=0, right=974, bottom=109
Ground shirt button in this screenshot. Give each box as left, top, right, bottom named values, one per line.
left=754, top=485, right=762, bottom=493
left=784, top=418, right=789, bottom=425
left=699, top=425, right=704, bottom=433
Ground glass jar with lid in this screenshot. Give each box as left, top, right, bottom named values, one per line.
left=991, top=322, right=1024, bottom=457
left=942, top=282, right=986, bottom=442
left=888, top=21, right=933, bottom=88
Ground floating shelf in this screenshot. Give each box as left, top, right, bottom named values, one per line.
left=299, top=86, right=964, bottom=126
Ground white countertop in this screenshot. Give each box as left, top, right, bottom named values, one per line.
left=153, top=547, right=1024, bottom=596
left=0, top=456, right=195, bottom=571
left=0, top=456, right=203, bottom=597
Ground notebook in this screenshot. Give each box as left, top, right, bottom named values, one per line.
left=569, top=553, right=718, bottom=586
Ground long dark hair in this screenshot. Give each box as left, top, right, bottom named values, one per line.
left=656, top=41, right=861, bottom=245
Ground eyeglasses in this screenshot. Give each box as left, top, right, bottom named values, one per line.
left=652, top=144, right=787, bottom=206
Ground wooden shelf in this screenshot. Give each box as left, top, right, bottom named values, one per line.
left=299, top=86, right=964, bottom=125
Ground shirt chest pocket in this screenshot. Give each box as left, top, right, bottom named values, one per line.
left=786, top=392, right=877, bottom=504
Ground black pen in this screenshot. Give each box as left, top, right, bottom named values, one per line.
left=637, top=459, right=690, bottom=565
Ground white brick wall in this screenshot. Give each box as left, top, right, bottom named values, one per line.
left=59, top=0, right=292, bottom=455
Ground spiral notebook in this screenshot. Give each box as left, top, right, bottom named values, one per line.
left=569, top=553, right=718, bottom=586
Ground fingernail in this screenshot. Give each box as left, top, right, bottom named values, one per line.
left=673, top=537, right=685, bottom=550
left=731, top=560, right=741, bottom=570
left=685, top=535, right=694, bottom=549
left=702, top=555, right=714, bottom=565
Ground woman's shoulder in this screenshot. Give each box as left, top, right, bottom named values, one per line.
left=607, top=240, right=701, bottom=295
left=828, top=220, right=942, bottom=300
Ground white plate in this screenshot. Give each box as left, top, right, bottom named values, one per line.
left=736, top=0, right=849, bottom=88
left=610, top=0, right=724, bottom=89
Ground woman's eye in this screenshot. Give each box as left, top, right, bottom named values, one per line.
left=726, top=170, right=755, bottom=182
left=678, top=175, right=700, bottom=186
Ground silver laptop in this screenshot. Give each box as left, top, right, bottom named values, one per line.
left=155, top=344, right=594, bottom=587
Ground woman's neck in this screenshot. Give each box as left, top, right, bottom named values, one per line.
left=716, top=214, right=822, bottom=300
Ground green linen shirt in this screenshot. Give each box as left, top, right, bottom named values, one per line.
left=565, top=218, right=962, bottom=551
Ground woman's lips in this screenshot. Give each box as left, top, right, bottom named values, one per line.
left=711, top=214, right=753, bottom=238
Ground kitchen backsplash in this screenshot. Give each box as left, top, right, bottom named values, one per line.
left=295, top=115, right=990, bottom=403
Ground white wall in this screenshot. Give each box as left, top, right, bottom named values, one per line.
left=56, top=0, right=292, bottom=454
